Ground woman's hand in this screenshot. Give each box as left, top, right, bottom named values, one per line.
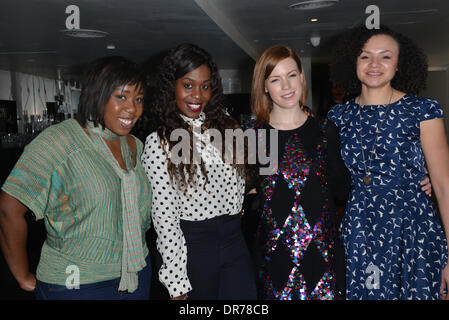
left=420, top=169, right=432, bottom=197
left=18, top=273, right=36, bottom=292
left=440, top=263, right=449, bottom=300
left=247, top=188, right=257, bottom=195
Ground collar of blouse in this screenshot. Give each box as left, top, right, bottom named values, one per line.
left=179, top=111, right=206, bottom=128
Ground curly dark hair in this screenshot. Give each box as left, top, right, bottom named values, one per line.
left=150, top=43, right=245, bottom=192
left=329, top=25, right=428, bottom=98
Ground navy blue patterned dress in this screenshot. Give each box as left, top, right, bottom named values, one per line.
left=327, top=94, right=448, bottom=300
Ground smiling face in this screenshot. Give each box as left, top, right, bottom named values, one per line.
left=103, top=83, right=144, bottom=136
left=265, top=57, right=303, bottom=111
left=175, top=64, right=212, bottom=119
left=356, top=34, right=400, bottom=90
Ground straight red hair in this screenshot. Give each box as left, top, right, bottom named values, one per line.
left=251, top=45, right=308, bottom=123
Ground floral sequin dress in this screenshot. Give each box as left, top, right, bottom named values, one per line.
left=327, top=94, right=448, bottom=300
left=250, top=117, right=349, bottom=300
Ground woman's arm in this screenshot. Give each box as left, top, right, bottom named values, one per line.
left=141, top=133, right=192, bottom=299
left=420, top=118, right=449, bottom=300
left=0, top=192, right=36, bottom=291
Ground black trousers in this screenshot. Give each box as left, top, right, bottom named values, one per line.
left=180, top=214, right=257, bottom=300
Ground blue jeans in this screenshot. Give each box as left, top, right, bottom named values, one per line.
left=35, top=255, right=151, bottom=300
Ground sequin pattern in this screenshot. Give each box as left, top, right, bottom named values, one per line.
left=257, top=119, right=338, bottom=300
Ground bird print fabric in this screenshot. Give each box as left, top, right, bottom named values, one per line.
left=327, top=94, right=448, bottom=299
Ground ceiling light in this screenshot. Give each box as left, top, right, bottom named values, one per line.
left=289, top=0, right=339, bottom=10
left=310, top=18, right=319, bottom=22
left=106, top=44, right=116, bottom=50
left=60, top=29, right=109, bottom=38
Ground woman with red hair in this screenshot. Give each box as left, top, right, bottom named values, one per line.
left=248, top=45, right=349, bottom=300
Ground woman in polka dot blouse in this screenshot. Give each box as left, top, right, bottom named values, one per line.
left=141, top=44, right=256, bottom=300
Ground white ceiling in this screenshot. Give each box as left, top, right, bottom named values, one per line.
left=0, top=0, right=448, bottom=80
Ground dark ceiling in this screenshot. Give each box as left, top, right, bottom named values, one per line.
left=0, top=0, right=448, bottom=80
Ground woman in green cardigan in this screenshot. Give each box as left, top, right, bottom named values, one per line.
left=0, top=56, right=152, bottom=299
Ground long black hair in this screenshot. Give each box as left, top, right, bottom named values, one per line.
left=151, top=43, right=244, bottom=191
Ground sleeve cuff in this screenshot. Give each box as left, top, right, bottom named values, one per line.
left=1, top=184, right=45, bottom=220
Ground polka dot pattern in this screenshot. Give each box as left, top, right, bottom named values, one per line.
left=141, top=121, right=245, bottom=297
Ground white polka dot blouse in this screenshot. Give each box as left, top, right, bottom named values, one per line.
left=141, top=113, right=245, bottom=297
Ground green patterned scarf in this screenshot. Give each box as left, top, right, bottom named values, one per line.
left=86, top=121, right=146, bottom=292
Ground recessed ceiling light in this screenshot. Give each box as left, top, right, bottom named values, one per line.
left=310, top=18, right=319, bottom=22
left=106, top=44, right=116, bottom=50
left=289, top=0, right=339, bottom=10
left=60, top=29, right=109, bottom=38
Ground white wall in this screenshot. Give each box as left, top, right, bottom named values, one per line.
left=0, top=69, right=79, bottom=133
left=0, top=70, right=57, bottom=113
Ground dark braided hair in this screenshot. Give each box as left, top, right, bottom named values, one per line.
left=150, top=43, right=245, bottom=192
left=329, top=25, right=428, bottom=99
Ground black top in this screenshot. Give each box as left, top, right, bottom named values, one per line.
left=259, top=116, right=349, bottom=211
left=263, top=117, right=350, bottom=205
left=250, top=116, right=350, bottom=299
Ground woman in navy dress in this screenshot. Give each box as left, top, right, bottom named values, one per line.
left=327, top=25, right=449, bottom=300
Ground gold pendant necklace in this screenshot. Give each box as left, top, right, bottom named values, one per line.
left=358, top=89, right=394, bottom=186
left=362, top=175, right=372, bottom=185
